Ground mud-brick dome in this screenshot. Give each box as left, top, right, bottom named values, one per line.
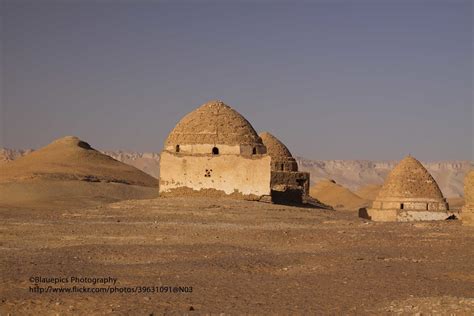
left=259, top=132, right=292, bottom=158
left=165, top=100, right=263, bottom=147
left=464, top=169, right=474, bottom=205
left=376, top=156, right=444, bottom=200
left=259, top=132, right=298, bottom=172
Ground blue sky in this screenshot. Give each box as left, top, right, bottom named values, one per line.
left=1, top=0, right=472, bottom=160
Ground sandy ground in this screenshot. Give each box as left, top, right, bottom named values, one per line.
left=1, top=197, right=473, bottom=315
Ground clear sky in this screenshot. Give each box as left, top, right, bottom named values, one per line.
left=1, top=0, right=472, bottom=160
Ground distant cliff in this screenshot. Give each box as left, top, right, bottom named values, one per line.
left=0, top=148, right=34, bottom=163
left=296, top=158, right=471, bottom=198
left=1, top=148, right=471, bottom=198
left=101, top=151, right=161, bottom=179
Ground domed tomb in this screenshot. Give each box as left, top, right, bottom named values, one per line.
left=363, top=156, right=454, bottom=222
left=159, top=100, right=272, bottom=200
left=164, top=100, right=266, bottom=156
left=258, top=131, right=309, bottom=204
left=259, top=132, right=298, bottom=172
left=461, top=169, right=474, bottom=226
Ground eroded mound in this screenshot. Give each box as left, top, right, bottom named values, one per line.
left=356, top=184, right=382, bottom=201
left=310, top=179, right=369, bottom=210
left=0, top=136, right=157, bottom=187
left=0, top=136, right=158, bottom=208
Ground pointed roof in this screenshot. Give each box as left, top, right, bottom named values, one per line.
left=464, top=169, right=474, bottom=205
left=165, top=100, right=262, bottom=146
left=376, top=156, right=444, bottom=199
left=259, top=132, right=293, bottom=159
left=0, top=136, right=157, bottom=187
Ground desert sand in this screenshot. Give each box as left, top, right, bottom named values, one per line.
left=1, top=137, right=472, bottom=314
left=1, top=197, right=473, bottom=314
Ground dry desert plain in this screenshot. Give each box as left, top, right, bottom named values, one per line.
left=0, top=137, right=473, bottom=314
left=1, top=196, right=474, bottom=314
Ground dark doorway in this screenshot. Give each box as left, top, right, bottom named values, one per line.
left=175, top=145, right=180, bottom=152
left=212, top=147, right=219, bottom=155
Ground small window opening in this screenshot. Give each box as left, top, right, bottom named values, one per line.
left=280, top=164, right=284, bottom=171
left=426, top=203, right=429, bottom=210
left=212, top=147, right=219, bottom=155
left=252, top=147, right=257, bottom=155
left=175, top=145, right=180, bottom=152
left=400, top=203, right=404, bottom=210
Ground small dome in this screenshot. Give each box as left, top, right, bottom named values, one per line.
left=377, top=156, right=444, bottom=200
left=259, top=131, right=298, bottom=172
left=259, top=132, right=293, bottom=158
left=464, top=169, right=474, bottom=205
left=165, top=100, right=263, bottom=147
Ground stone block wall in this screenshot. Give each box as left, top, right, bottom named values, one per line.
left=270, top=171, right=310, bottom=203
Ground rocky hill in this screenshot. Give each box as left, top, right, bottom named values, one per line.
left=1, top=148, right=471, bottom=198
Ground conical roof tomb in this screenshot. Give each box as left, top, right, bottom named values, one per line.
left=461, top=169, right=474, bottom=226
left=376, top=155, right=444, bottom=200
left=361, top=156, right=455, bottom=222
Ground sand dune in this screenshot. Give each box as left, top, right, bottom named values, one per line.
left=309, top=179, right=369, bottom=211
left=0, top=136, right=158, bottom=208
left=355, top=184, right=382, bottom=201
left=0, top=136, right=157, bottom=186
